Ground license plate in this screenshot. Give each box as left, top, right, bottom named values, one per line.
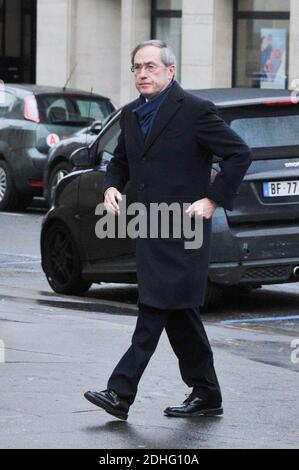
left=263, top=180, right=299, bottom=197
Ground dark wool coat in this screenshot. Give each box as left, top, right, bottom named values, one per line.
left=103, top=81, right=252, bottom=309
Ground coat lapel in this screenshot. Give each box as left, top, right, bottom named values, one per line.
left=143, top=81, right=185, bottom=154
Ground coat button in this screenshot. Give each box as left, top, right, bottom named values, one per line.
left=139, top=183, right=145, bottom=190
left=142, top=157, right=146, bottom=162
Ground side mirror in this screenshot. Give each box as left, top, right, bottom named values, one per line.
left=70, top=146, right=91, bottom=167
left=89, top=120, right=102, bottom=134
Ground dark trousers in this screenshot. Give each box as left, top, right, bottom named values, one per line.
left=107, top=302, right=222, bottom=406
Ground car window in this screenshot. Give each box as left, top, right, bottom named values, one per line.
left=7, top=96, right=24, bottom=119
left=37, top=94, right=113, bottom=126
left=231, top=115, right=299, bottom=148
left=0, top=91, right=15, bottom=118
left=76, top=100, right=110, bottom=122
left=44, top=97, right=70, bottom=123
left=96, top=119, right=121, bottom=172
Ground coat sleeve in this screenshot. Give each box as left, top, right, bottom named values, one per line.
left=195, top=100, right=253, bottom=211
left=102, top=109, right=130, bottom=196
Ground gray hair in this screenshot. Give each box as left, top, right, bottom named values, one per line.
left=131, top=40, right=176, bottom=67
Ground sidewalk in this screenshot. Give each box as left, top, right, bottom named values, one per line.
left=0, top=294, right=298, bottom=449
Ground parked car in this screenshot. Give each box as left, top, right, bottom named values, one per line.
left=0, top=84, right=115, bottom=211
left=43, top=110, right=118, bottom=205
left=41, top=88, right=299, bottom=308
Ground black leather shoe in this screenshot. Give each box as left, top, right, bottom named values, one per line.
left=84, top=389, right=129, bottom=421
left=164, top=393, right=223, bottom=418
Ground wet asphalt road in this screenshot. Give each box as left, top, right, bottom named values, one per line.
left=0, top=202, right=299, bottom=448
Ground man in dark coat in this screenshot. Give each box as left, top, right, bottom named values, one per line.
left=84, top=40, right=252, bottom=421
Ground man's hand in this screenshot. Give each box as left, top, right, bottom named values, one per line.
left=186, top=197, right=217, bottom=219
left=104, top=187, right=123, bottom=215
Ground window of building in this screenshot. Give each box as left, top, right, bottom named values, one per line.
left=0, top=0, right=36, bottom=83
left=238, top=0, right=290, bottom=12
left=155, top=0, right=182, bottom=9
left=233, top=0, right=290, bottom=89
left=151, top=0, right=182, bottom=82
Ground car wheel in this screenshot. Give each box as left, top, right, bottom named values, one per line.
left=43, top=222, right=92, bottom=295
left=48, top=161, right=73, bottom=205
left=0, top=160, right=33, bottom=211
left=202, top=280, right=224, bottom=311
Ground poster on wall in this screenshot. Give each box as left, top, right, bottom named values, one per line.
left=260, top=28, right=286, bottom=89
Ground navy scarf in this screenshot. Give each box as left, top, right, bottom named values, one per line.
left=133, top=80, right=175, bottom=140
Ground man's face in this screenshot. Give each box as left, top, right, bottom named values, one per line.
left=133, top=46, right=175, bottom=99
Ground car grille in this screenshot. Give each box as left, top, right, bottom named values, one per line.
left=242, top=265, right=291, bottom=281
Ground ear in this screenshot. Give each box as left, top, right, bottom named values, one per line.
left=168, top=64, right=176, bottom=79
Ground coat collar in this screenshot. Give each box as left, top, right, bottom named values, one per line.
left=129, top=81, right=185, bottom=154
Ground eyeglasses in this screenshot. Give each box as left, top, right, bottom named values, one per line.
left=130, top=63, right=162, bottom=74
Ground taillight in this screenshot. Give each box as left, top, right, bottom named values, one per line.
left=24, top=95, right=40, bottom=123
left=264, top=97, right=299, bottom=106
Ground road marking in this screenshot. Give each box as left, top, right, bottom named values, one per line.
left=0, top=261, right=40, bottom=266
left=221, top=315, right=299, bottom=324
left=0, top=212, right=28, bottom=217
left=0, top=252, right=40, bottom=259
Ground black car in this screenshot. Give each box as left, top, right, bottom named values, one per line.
left=43, top=111, right=118, bottom=205
left=41, top=88, right=299, bottom=308
left=0, top=84, right=115, bottom=211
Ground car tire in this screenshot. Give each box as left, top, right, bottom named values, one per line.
left=202, top=280, right=224, bottom=311
left=47, top=161, right=73, bottom=206
left=42, top=222, right=92, bottom=295
left=0, top=160, right=33, bottom=211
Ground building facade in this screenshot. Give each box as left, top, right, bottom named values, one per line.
left=0, top=0, right=297, bottom=106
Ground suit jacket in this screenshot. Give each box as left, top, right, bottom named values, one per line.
left=103, top=81, right=252, bottom=309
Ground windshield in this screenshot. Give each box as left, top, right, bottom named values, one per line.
left=231, top=114, right=299, bottom=148
left=37, top=94, right=114, bottom=126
